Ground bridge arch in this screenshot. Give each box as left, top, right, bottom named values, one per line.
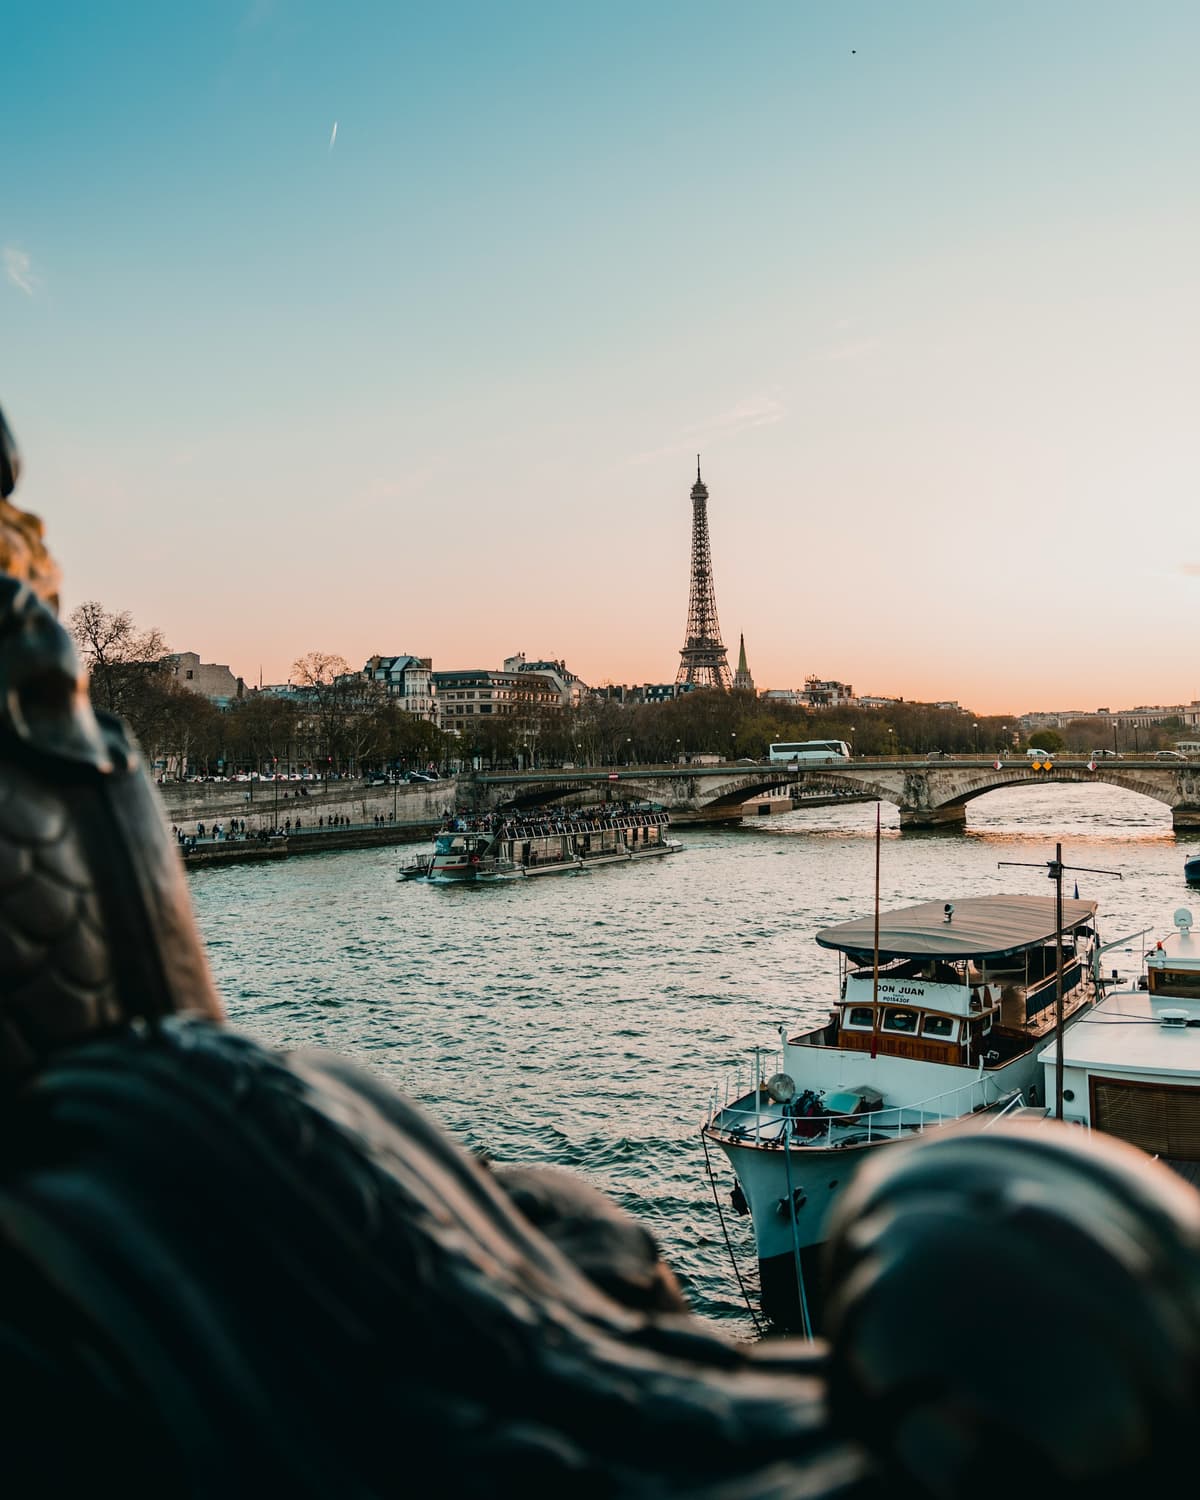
left=465, top=761, right=1200, bottom=832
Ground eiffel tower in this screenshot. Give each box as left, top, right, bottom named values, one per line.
left=675, top=457, right=732, bottom=690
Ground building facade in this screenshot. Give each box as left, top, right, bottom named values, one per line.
left=502, top=652, right=587, bottom=708
left=165, top=652, right=244, bottom=707
left=433, top=667, right=563, bottom=732
left=361, top=654, right=436, bottom=721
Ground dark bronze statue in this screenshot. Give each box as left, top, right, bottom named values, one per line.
left=2, top=402, right=1200, bottom=1498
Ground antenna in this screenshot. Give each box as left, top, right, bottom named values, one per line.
left=998, top=845, right=1122, bottom=1121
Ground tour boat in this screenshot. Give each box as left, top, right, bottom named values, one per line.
left=1037, top=906, right=1200, bottom=1181
left=1184, top=854, right=1200, bottom=887
left=702, top=892, right=1100, bottom=1334
left=399, top=804, right=681, bottom=882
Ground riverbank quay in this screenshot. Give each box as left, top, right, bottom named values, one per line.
left=180, top=821, right=433, bottom=870
left=159, top=777, right=453, bottom=836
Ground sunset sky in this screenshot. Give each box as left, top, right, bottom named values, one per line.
left=4, top=1, right=1198, bottom=715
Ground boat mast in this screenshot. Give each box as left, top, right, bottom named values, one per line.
left=870, top=802, right=881, bottom=1060
left=1051, top=842, right=1065, bottom=1120
left=999, top=847, right=1122, bottom=1120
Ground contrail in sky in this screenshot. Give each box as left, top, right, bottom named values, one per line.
left=329, top=121, right=338, bottom=150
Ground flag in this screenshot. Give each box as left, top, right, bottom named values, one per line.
left=1074, top=881, right=1080, bottom=900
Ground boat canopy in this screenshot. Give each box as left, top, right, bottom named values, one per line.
left=815, top=894, right=1098, bottom=965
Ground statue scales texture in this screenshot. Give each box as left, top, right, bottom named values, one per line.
left=2, top=403, right=1200, bottom=1498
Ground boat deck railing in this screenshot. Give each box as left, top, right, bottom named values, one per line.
left=705, top=1069, right=1016, bottom=1150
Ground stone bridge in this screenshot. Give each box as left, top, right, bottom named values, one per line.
left=466, top=758, right=1200, bottom=831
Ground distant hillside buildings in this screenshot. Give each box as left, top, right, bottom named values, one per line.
left=1020, top=703, right=1200, bottom=731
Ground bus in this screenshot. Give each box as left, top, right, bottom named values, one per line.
left=768, top=739, right=851, bottom=764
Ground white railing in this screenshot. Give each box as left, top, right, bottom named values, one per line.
left=706, top=1069, right=1015, bottom=1148
left=982, top=1091, right=1028, bottom=1126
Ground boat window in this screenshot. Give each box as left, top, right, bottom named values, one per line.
left=881, top=1007, right=918, bottom=1033
left=921, top=1015, right=957, bottom=1039
left=1148, top=969, right=1200, bottom=1000
left=844, top=1006, right=875, bottom=1029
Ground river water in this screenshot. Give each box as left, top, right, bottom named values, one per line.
left=187, top=785, right=1199, bottom=1338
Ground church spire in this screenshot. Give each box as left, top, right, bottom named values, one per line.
left=733, top=632, right=755, bottom=694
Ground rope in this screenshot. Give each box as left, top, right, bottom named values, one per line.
left=781, top=1117, right=814, bottom=1341
left=699, top=1127, right=763, bottom=1337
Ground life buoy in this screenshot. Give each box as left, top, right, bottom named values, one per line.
left=469, top=854, right=480, bottom=867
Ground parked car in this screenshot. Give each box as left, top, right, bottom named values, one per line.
left=1025, top=747, right=1054, bottom=759
left=926, top=749, right=955, bottom=760
left=1155, top=749, right=1188, bottom=761
left=1091, top=749, right=1123, bottom=759
left=407, top=771, right=434, bottom=783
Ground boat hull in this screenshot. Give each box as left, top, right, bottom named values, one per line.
left=708, top=1083, right=1032, bottom=1334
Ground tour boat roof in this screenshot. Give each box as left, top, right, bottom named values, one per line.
left=815, top=894, right=1098, bottom=964
left=1148, top=915, right=1200, bottom=970
left=1041, top=987, right=1200, bottom=1076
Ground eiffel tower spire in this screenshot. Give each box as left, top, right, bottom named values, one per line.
left=676, top=457, right=731, bottom=690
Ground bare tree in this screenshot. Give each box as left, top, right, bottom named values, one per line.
left=291, top=651, right=357, bottom=771
left=68, top=601, right=168, bottom=713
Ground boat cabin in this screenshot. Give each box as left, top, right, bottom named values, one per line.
left=811, top=895, right=1099, bottom=1069
left=1041, top=909, right=1200, bottom=1165
left=1146, top=912, right=1200, bottom=999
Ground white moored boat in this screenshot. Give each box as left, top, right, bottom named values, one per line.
left=1038, top=906, right=1200, bottom=1180
left=399, top=803, right=681, bottom=882
left=703, top=892, right=1100, bottom=1334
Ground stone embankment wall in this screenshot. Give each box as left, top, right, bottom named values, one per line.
left=158, top=778, right=456, bottom=836
left=180, top=825, right=430, bottom=870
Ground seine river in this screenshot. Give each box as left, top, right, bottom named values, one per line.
left=187, top=784, right=1198, bottom=1338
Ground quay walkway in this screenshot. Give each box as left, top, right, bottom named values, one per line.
left=179, top=820, right=435, bottom=870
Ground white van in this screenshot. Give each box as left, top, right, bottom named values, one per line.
left=1025, top=747, right=1053, bottom=759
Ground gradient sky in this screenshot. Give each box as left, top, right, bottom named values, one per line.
left=4, top=1, right=1198, bottom=714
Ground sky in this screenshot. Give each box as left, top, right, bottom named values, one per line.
left=3, top=1, right=1198, bottom=715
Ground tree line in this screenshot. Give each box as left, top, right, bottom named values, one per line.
left=66, top=600, right=1047, bottom=777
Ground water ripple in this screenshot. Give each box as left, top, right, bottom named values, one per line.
left=191, top=787, right=1189, bottom=1336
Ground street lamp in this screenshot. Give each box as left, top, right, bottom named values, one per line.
left=849, top=725, right=856, bottom=758
left=731, top=731, right=737, bottom=760
left=973, top=721, right=980, bottom=756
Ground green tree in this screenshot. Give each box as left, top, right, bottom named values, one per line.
left=1028, top=729, right=1065, bottom=753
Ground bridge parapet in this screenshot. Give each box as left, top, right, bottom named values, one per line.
left=464, top=759, right=1200, bottom=831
